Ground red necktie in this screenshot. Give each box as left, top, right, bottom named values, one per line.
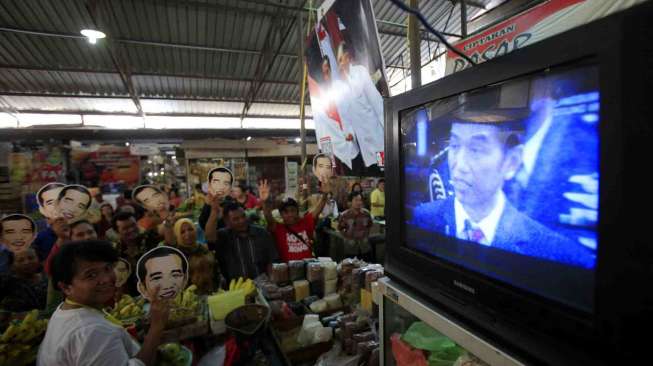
left=464, top=219, right=486, bottom=243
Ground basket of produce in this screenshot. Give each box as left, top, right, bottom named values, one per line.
left=156, top=342, right=192, bottom=366
left=0, top=309, right=48, bottom=365
left=225, top=304, right=270, bottom=337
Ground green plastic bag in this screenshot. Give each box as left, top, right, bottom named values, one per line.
left=401, top=321, right=457, bottom=352
left=428, top=345, right=465, bottom=366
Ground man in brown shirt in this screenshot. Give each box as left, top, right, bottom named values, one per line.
left=338, top=191, right=373, bottom=261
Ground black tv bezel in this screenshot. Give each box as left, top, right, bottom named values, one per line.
left=384, top=3, right=651, bottom=364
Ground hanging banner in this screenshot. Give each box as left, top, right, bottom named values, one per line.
left=445, top=0, right=645, bottom=74
left=71, top=146, right=141, bottom=187
left=305, top=0, right=389, bottom=174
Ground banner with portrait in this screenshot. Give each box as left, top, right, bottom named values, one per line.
left=305, top=0, right=389, bottom=176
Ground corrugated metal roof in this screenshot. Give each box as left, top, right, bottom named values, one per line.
left=0, top=0, right=500, bottom=118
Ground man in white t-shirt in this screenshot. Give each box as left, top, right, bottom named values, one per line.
left=38, top=240, right=170, bottom=366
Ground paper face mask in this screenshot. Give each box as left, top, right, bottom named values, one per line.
left=56, top=185, right=92, bottom=223
left=136, top=246, right=189, bottom=301
left=0, top=214, right=37, bottom=254
left=313, top=153, right=334, bottom=183
left=133, top=185, right=169, bottom=213
left=207, top=167, right=233, bottom=197
left=114, top=258, right=131, bottom=288
left=37, top=183, right=65, bottom=219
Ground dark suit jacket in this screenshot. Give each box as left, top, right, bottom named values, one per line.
left=410, top=197, right=596, bottom=269
left=504, top=113, right=599, bottom=238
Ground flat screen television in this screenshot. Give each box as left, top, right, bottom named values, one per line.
left=384, top=2, right=653, bottom=365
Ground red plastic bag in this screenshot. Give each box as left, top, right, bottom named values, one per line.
left=391, top=333, right=428, bottom=366
left=223, top=336, right=240, bottom=366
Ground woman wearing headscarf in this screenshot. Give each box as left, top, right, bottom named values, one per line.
left=172, top=219, right=220, bottom=294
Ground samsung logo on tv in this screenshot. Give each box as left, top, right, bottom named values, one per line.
left=453, top=280, right=476, bottom=295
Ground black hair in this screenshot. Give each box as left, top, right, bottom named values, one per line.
left=124, top=189, right=133, bottom=199
left=313, top=153, right=331, bottom=168
left=133, top=185, right=163, bottom=205
left=37, top=183, right=65, bottom=206
left=51, top=240, right=119, bottom=287
left=351, top=182, right=362, bottom=193
left=0, top=214, right=36, bottom=233
left=70, top=219, right=94, bottom=232
left=279, top=197, right=299, bottom=212
left=57, top=185, right=92, bottom=209
left=194, top=183, right=202, bottom=191
left=222, top=201, right=245, bottom=219
left=377, top=179, right=385, bottom=185
left=348, top=191, right=364, bottom=202
left=208, top=167, right=234, bottom=185
left=137, top=247, right=188, bottom=289
left=112, top=210, right=136, bottom=230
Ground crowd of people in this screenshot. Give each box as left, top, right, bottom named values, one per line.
left=0, top=173, right=386, bottom=314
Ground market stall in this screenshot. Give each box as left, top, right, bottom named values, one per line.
left=0, top=256, right=386, bottom=366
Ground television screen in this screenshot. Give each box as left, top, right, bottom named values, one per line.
left=401, top=64, right=599, bottom=312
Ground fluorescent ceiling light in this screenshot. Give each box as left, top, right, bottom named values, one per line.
left=83, top=115, right=144, bottom=129
left=242, top=118, right=315, bottom=129
left=0, top=113, right=18, bottom=128
left=18, top=114, right=82, bottom=127
left=80, top=29, right=106, bottom=44
left=145, top=116, right=241, bottom=129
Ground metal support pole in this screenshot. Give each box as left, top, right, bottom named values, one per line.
left=297, top=10, right=307, bottom=177
left=460, top=0, right=469, bottom=38
left=408, top=0, right=421, bottom=89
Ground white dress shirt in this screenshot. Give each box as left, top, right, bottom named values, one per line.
left=454, top=191, right=507, bottom=246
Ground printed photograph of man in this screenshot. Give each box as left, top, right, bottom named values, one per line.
left=207, top=167, right=233, bottom=198
left=336, top=41, right=385, bottom=168
left=410, top=96, right=595, bottom=269
left=305, top=0, right=388, bottom=174
left=37, top=182, right=65, bottom=219
left=136, top=246, right=188, bottom=301
left=56, top=185, right=92, bottom=222
left=0, top=214, right=37, bottom=254
left=313, top=153, right=334, bottom=184
left=133, top=185, right=169, bottom=213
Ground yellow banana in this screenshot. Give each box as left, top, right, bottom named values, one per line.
left=1, top=324, right=18, bottom=342
left=120, top=303, right=135, bottom=316
left=235, top=277, right=244, bottom=290
left=22, top=309, right=39, bottom=325
left=229, top=279, right=236, bottom=291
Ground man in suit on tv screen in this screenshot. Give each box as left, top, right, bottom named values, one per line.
left=410, top=92, right=595, bottom=269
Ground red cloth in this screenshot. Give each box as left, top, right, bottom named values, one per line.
left=273, top=213, right=316, bottom=262
left=44, top=243, right=61, bottom=277
left=243, top=193, right=260, bottom=209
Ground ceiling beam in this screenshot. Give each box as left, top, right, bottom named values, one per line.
left=0, top=27, right=297, bottom=58
left=0, top=91, right=306, bottom=105
left=240, top=4, right=300, bottom=120
left=9, top=109, right=311, bottom=119
left=86, top=0, right=144, bottom=116
left=0, top=64, right=298, bottom=86
left=0, top=128, right=316, bottom=142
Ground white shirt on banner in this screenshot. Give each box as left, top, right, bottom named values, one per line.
left=339, top=64, right=385, bottom=167
left=310, top=82, right=360, bottom=169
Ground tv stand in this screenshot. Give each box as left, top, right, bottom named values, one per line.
left=378, top=277, right=526, bottom=366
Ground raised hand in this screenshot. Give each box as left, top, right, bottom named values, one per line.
left=259, top=179, right=271, bottom=202
left=207, top=192, right=222, bottom=211
left=320, top=178, right=332, bottom=194
left=147, top=285, right=170, bottom=331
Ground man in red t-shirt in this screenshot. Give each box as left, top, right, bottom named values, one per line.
left=259, top=179, right=330, bottom=262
